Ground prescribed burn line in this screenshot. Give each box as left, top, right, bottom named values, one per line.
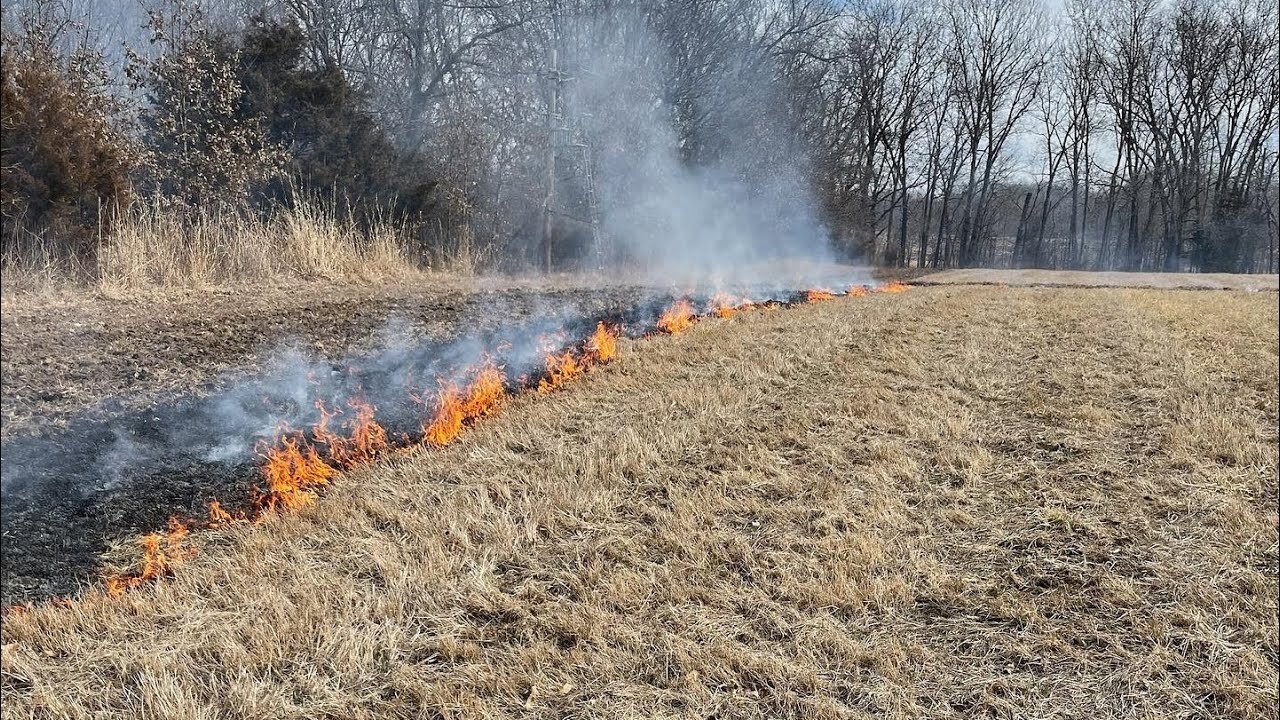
left=3, top=280, right=910, bottom=612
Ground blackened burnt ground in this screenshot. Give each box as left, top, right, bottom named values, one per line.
left=2, top=280, right=636, bottom=439
left=1, top=282, right=658, bottom=605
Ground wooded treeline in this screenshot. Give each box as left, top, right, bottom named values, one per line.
left=3, top=0, right=1277, bottom=276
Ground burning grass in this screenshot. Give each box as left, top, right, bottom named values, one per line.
left=874, top=279, right=909, bottom=293
left=584, top=321, right=618, bottom=363
left=98, top=325, right=625, bottom=593
left=424, top=362, right=507, bottom=448
left=100, top=519, right=194, bottom=598
left=90, top=285, right=869, bottom=596
left=1, top=283, right=882, bottom=606
left=657, top=298, right=696, bottom=334
left=3, top=285, right=1276, bottom=719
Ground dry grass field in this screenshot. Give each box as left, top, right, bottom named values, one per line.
left=915, top=268, right=1280, bottom=291
left=1, top=285, right=1277, bottom=719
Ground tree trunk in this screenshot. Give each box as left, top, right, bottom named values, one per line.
left=1014, top=191, right=1034, bottom=267
left=1078, top=131, right=1091, bottom=269
left=1036, top=173, right=1056, bottom=268
left=897, top=176, right=909, bottom=267
left=918, top=175, right=938, bottom=268
left=957, top=136, right=981, bottom=267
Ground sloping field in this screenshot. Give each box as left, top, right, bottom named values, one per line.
left=915, top=268, right=1280, bottom=291
left=2, top=286, right=1277, bottom=719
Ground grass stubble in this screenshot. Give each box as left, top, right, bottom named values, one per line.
left=1, top=286, right=1276, bottom=719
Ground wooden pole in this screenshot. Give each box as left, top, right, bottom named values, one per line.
left=543, top=33, right=560, bottom=274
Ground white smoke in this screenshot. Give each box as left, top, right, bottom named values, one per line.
left=562, top=10, right=867, bottom=290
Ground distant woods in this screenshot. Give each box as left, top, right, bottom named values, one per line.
left=2, top=0, right=1277, bottom=281
left=808, top=0, right=1279, bottom=272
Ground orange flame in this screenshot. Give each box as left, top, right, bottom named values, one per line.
left=539, top=323, right=619, bottom=392
left=585, top=322, right=618, bottom=363
left=538, top=350, right=586, bottom=392
left=709, top=293, right=749, bottom=318
left=206, top=499, right=240, bottom=527
left=102, top=518, right=194, bottom=597
left=424, top=361, right=507, bottom=446
left=424, top=384, right=466, bottom=447
left=312, top=399, right=389, bottom=468
left=79, top=324, right=625, bottom=602
left=463, top=363, right=507, bottom=418
left=255, top=434, right=338, bottom=513
left=846, top=285, right=868, bottom=297
left=91, top=292, right=941, bottom=602
left=658, top=299, right=696, bottom=334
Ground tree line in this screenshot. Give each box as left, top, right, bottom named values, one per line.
left=3, top=0, right=1277, bottom=276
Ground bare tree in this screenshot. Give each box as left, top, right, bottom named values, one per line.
left=944, top=0, right=1047, bottom=267
left=6, top=0, right=1277, bottom=273
left=1061, top=0, right=1100, bottom=269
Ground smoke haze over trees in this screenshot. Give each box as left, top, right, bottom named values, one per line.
left=2, top=0, right=1277, bottom=280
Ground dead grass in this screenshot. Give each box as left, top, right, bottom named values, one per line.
left=2, top=286, right=1276, bottom=719
left=915, top=267, right=1280, bottom=291
left=0, top=199, right=441, bottom=296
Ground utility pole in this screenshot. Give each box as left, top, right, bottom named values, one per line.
left=541, top=2, right=604, bottom=274
left=581, top=139, right=603, bottom=271
left=542, top=4, right=563, bottom=274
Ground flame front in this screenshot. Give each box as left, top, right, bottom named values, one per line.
left=424, top=361, right=507, bottom=446
left=103, top=518, right=194, bottom=597
left=85, top=283, right=916, bottom=602
left=585, top=322, right=618, bottom=363
left=255, top=434, right=339, bottom=513
left=313, top=399, right=389, bottom=467
left=463, top=363, right=506, bottom=417
left=875, top=280, right=909, bottom=293
left=538, top=350, right=585, bottom=392
left=539, top=323, right=619, bottom=392
left=423, top=383, right=467, bottom=447
left=658, top=299, right=696, bottom=334
left=206, top=500, right=236, bottom=526
left=709, top=293, right=751, bottom=318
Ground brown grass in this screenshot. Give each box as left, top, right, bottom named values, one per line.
left=0, top=199, right=439, bottom=296
left=2, top=286, right=1277, bottom=719
left=915, top=268, right=1280, bottom=291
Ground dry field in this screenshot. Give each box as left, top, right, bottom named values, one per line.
left=915, top=268, right=1280, bottom=291
left=2, top=285, right=1277, bottom=719
left=0, top=262, right=891, bottom=439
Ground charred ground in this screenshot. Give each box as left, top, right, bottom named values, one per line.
left=1, top=281, right=656, bottom=604
left=1, top=278, right=874, bottom=605
left=2, top=282, right=1276, bottom=719
left=0, top=280, right=648, bottom=439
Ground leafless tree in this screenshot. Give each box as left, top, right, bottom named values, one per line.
left=6, top=0, right=1277, bottom=273
left=944, top=0, right=1047, bottom=266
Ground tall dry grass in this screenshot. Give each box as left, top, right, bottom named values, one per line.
left=0, top=233, right=97, bottom=294
left=101, top=199, right=423, bottom=289
left=2, top=199, right=440, bottom=296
